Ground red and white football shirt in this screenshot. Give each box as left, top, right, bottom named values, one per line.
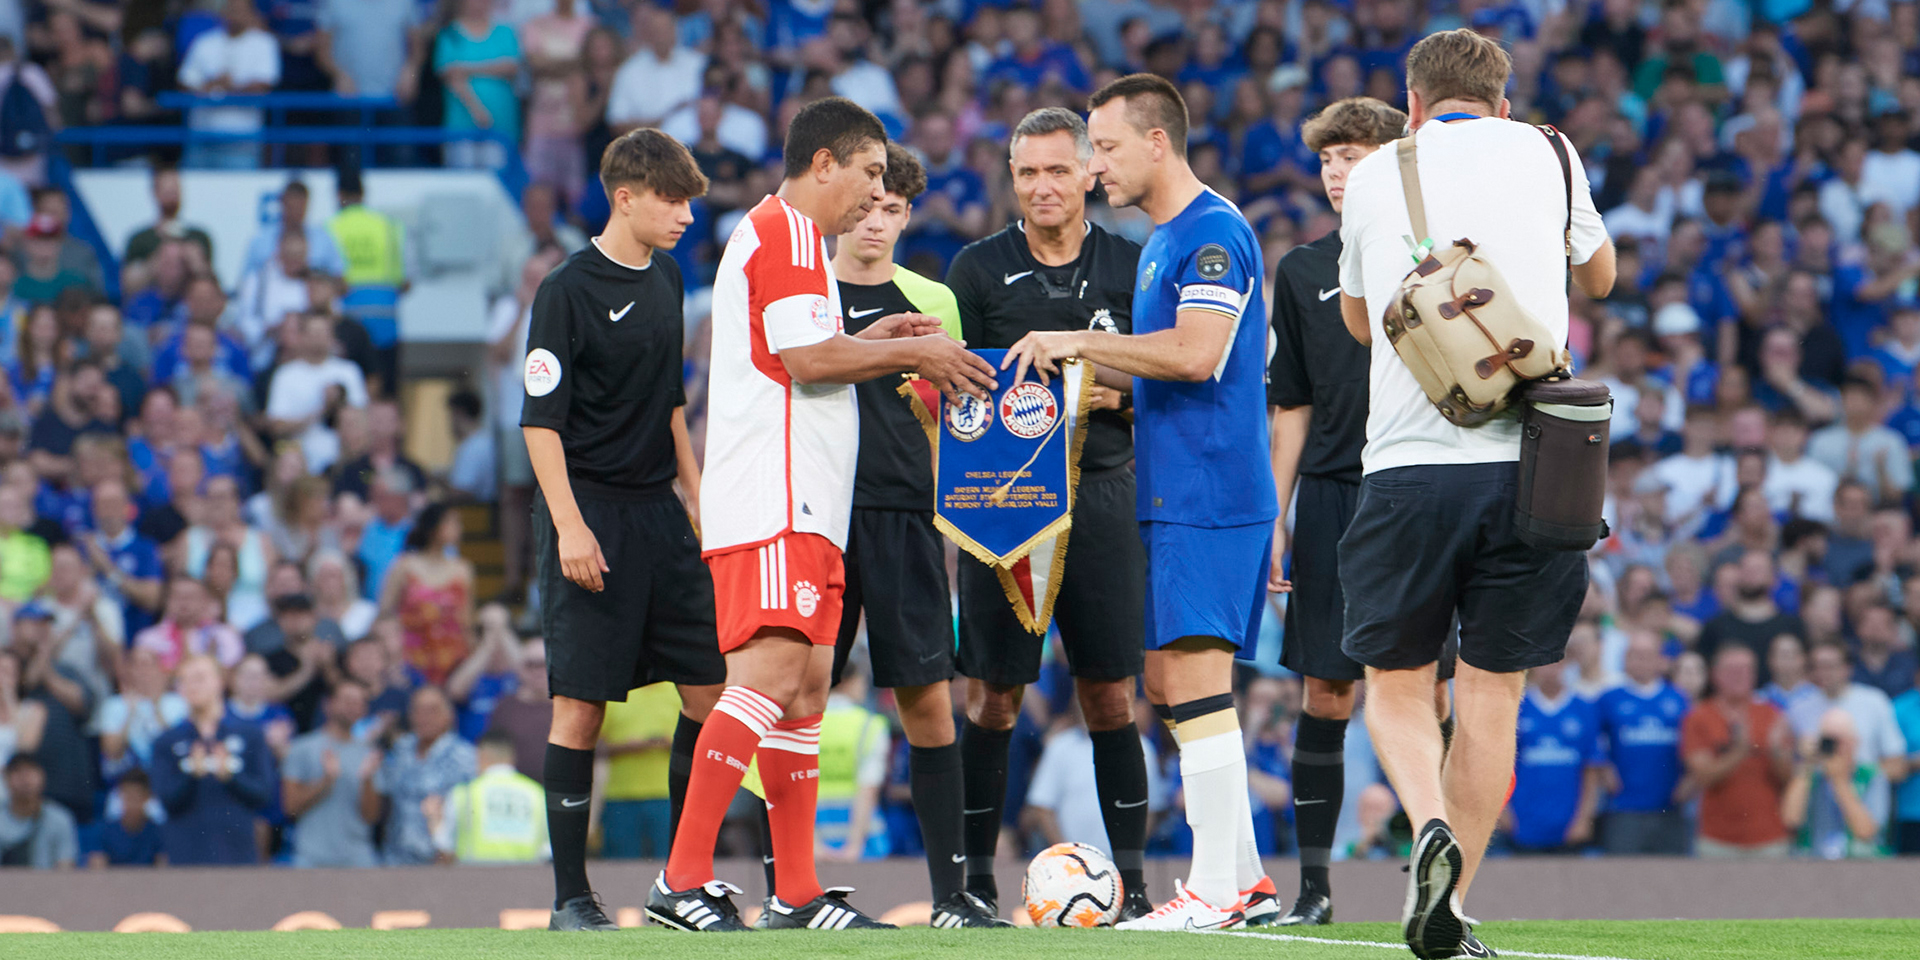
left=701, top=195, right=859, bottom=555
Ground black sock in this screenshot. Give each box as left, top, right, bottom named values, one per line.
left=910, top=742, right=966, bottom=901
left=1088, top=725, right=1150, bottom=899
left=1291, top=714, right=1348, bottom=899
left=668, top=713, right=701, bottom=838
left=960, top=720, right=1012, bottom=901
left=544, top=743, right=596, bottom=908
left=757, top=801, right=776, bottom=894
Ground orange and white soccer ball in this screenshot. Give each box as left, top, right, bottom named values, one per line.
left=1022, top=842, right=1123, bottom=927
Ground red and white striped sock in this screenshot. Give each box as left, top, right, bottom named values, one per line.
left=758, top=714, right=824, bottom=906
left=663, top=685, right=779, bottom=891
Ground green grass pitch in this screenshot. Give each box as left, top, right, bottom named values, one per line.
left=3, top=919, right=1916, bottom=960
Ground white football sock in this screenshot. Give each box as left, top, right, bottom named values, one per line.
left=1236, top=773, right=1262, bottom=890
left=1175, top=715, right=1248, bottom=910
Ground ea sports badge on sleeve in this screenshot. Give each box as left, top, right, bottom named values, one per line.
left=900, top=349, right=1092, bottom=635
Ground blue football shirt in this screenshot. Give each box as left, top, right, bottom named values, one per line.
left=1131, top=189, right=1277, bottom=528
left=1595, top=681, right=1689, bottom=814
left=1510, top=688, right=1603, bottom=849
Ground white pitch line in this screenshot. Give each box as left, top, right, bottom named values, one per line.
left=1215, top=928, right=1659, bottom=960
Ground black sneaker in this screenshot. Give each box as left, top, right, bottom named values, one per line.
left=645, top=874, right=749, bottom=932
left=762, top=887, right=896, bottom=930
left=1403, top=820, right=1465, bottom=960
left=1275, top=893, right=1333, bottom=926
left=549, top=893, right=619, bottom=931
left=965, top=882, right=999, bottom=917
left=1454, top=927, right=1496, bottom=958
left=1116, top=887, right=1155, bottom=923
left=930, top=892, right=1012, bottom=928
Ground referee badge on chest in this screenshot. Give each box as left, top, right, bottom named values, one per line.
left=946, top=393, right=992, bottom=441
left=1089, top=308, right=1117, bottom=333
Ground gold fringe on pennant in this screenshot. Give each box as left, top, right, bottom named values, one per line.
left=968, top=360, right=1096, bottom=635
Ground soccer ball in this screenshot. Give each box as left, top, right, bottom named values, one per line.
left=1022, top=842, right=1123, bottom=927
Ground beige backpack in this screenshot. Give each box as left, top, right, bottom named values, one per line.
left=1381, top=125, right=1574, bottom=427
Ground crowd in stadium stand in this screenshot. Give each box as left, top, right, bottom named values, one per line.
left=2, top=0, right=1920, bottom=871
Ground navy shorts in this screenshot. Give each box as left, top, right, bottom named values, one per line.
left=1338, top=462, right=1587, bottom=674
left=1142, top=519, right=1271, bottom=653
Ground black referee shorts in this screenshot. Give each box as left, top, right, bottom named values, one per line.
left=1283, top=475, right=1365, bottom=682
left=1338, top=462, right=1586, bottom=674
left=533, top=491, right=726, bottom=702
left=957, top=467, right=1145, bottom=686
left=832, top=508, right=956, bottom=689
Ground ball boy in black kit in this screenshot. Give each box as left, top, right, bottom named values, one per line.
left=520, top=130, right=726, bottom=931
left=828, top=143, right=1009, bottom=928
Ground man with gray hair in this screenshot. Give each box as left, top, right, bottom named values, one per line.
left=1333, top=28, right=1615, bottom=958
left=942, top=106, right=1163, bottom=923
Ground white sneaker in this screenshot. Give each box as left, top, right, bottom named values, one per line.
left=1113, top=880, right=1245, bottom=931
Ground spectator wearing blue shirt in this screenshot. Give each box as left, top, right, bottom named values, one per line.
left=82, top=478, right=165, bottom=639
left=363, top=685, right=476, bottom=865
left=1829, top=229, right=1920, bottom=362
left=1174, top=21, right=1240, bottom=94
left=1596, top=633, right=1693, bottom=854
left=239, top=181, right=347, bottom=280
left=1891, top=665, right=1920, bottom=854
left=123, top=239, right=198, bottom=342
left=1507, top=658, right=1607, bottom=853
left=448, top=604, right=520, bottom=742
left=1851, top=604, right=1918, bottom=700
left=149, top=655, right=278, bottom=865
left=1870, top=305, right=1920, bottom=398
left=435, top=0, right=523, bottom=170
left=904, top=114, right=988, bottom=273
left=86, top=770, right=164, bottom=867
left=1238, top=69, right=1314, bottom=201
left=149, top=279, right=254, bottom=391
left=985, top=7, right=1090, bottom=94
left=1760, top=632, right=1825, bottom=731
left=356, top=468, right=414, bottom=601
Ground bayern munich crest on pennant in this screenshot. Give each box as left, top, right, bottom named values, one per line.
left=1000, top=382, right=1058, bottom=439
left=946, top=393, right=992, bottom=441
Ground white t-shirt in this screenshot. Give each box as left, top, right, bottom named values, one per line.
left=661, top=102, right=770, bottom=161
left=177, top=28, right=282, bottom=132
left=829, top=61, right=902, bottom=119
left=1647, top=451, right=1736, bottom=523
left=1861, top=148, right=1920, bottom=216
left=485, top=295, right=530, bottom=434
left=1602, top=378, right=1684, bottom=436
left=1023, top=726, right=1165, bottom=853
left=265, top=356, right=370, bottom=472
left=606, top=47, right=706, bottom=127
left=1338, top=117, right=1610, bottom=474
left=1602, top=200, right=1671, bottom=253
left=1762, top=454, right=1839, bottom=522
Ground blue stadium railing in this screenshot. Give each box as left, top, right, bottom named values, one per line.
left=52, top=92, right=532, bottom=301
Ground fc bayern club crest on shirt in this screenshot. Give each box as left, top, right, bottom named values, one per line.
left=901, top=349, right=1092, bottom=635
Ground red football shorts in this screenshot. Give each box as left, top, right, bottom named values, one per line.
left=707, top=532, right=846, bottom=652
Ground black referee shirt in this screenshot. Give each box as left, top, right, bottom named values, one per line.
left=946, top=221, right=1141, bottom=473
left=1268, top=230, right=1367, bottom=483
left=841, top=277, right=936, bottom=511
left=519, top=240, right=686, bottom=499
